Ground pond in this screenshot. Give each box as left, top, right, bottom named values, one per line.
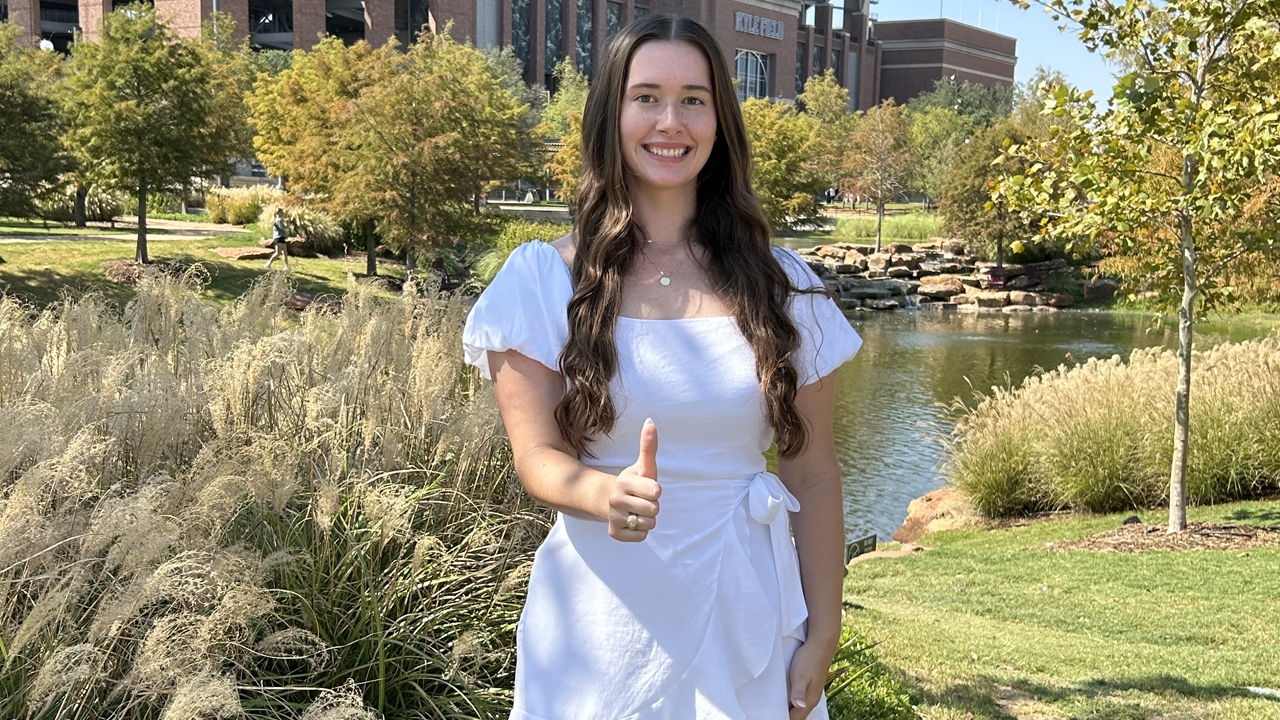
left=831, top=308, right=1277, bottom=542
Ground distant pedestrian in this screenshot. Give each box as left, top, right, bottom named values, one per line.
left=263, top=208, right=291, bottom=272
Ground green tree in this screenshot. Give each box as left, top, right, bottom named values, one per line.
left=998, top=0, right=1280, bottom=531
left=798, top=69, right=857, bottom=186
left=251, top=32, right=535, bottom=279
left=0, top=23, right=69, bottom=219
left=63, top=4, right=246, bottom=262
left=541, top=57, right=589, bottom=139
left=842, top=100, right=917, bottom=252
left=907, top=75, right=1014, bottom=129
left=548, top=110, right=584, bottom=203
left=909, top=105, right=974, bottom=208
left=741, top=97, right=824, bottom=232
left=941, top=119, right=1032, bottom=265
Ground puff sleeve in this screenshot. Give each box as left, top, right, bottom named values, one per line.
left=462, top=241, right=573, bottom=380
left=773, top=246, right=863, bottom=386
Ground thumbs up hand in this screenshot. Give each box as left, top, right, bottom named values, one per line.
left=609, top=418, right=661, bottom=542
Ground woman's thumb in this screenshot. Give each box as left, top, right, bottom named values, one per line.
left=634, top=418, right=659, bottom=480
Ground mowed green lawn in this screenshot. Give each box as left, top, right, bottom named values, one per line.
left=846, top=500, right=1280, bottom=720
left=0, top=234, right=404, bottom=306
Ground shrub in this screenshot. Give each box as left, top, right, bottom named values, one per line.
left=207, top=185, right=282, bottom=225
left=0, top=276, right=547, bottom=719
left=832, top=213, right=944, bottom=243
left=946, top=338, right=1280, bottom=516
left=36, top=184, right=129, bottom=223
left=825, top=625, right=915, bottom=720
left=474, top=219, right=571, bottom=285
left=258, top=202, right=346, bottom=256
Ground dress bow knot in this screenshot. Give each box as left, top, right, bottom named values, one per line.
left=746, top=472, right=808, bottom=640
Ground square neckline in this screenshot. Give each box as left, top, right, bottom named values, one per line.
left=541, top=240, right=738, bottom=323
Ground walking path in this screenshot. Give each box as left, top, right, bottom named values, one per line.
left=0, top=217, right=248, bottom=244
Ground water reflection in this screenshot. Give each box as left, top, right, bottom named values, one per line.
left=834, top=309, right=1275, bottom=540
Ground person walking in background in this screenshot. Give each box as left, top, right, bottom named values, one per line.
left=264, top=207, right=291, bottom=272
left=462, top=13, right=861, bottom=719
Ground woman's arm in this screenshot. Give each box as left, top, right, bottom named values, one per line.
left=777, top=371, right=845, bottom=716
left=489, top=348, right=661, bottom=540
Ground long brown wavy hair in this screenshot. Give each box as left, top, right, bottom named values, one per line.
left=554, top=13, right=822, bottom=459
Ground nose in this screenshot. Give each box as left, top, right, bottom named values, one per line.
left=656, top=100, right=682, bottom=133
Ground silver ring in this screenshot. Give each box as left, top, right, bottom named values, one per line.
left=626, top=513, right=640, bottom=531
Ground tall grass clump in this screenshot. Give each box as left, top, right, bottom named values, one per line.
left=946, top=338, right=1280, bottom=516
left=0, top=274, right=548, bottom=719
left=831, top=213, right=944, bottom=243
left=257, top=202, right=346, bottom=255
left=36, top=184, right=129, bottom=223
left=206, top=186, right=282, bottom=225
left=473, top=220, right=570, bottom=285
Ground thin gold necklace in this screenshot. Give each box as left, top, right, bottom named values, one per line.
left=640, top=245, right=689, bottom=286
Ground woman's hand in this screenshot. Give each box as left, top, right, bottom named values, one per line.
left=788, top=640, right=835, bottom=719
left=609, top=418, right=661, bottom=542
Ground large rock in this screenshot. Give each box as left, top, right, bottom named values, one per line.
left=918, top=283, right=964, bottom=299
left=866, top=298, right=902, bottom=310
left=866, top=253, right=894, bottom=270
left=842, top=251, right=870, bottom=269
left=816, top=245, right=845, bottom=259
left=892, top=252, right=924, bottom=270
left=972, top=291, right=1010, bottom=308
left=893, top=488, right=978, bottom=543
left=1084, top=278, right=1120, bottom=303
left=213, top=246, right=274, bottom=260
left=1002, top=304, right=1034, bottom=313
left=840, top=279, right=894, bottom=300
left=1008, top=291, right=1040, bottom=306
left=886, top=266, right=913, bottom=278
left=1044, top=293, right=1075, bottom=308
left=871, top=278, right=913, bottom=296
left=913, top=241, right=941, bottom=252
left=1006, top=274, right=1037, bottom=290
left=952, top=294, right=976, bottom=305
left=886, top=242, right=913, bottom=254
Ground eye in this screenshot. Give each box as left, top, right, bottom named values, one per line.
left=634, top=94, right=657, bottom=103
left=683, top=96, right=707, bottom=106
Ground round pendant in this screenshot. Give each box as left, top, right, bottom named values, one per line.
left=660, top=276, right=672, bottom=286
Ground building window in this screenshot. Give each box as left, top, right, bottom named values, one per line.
left=796, top=42, right=805, bottom=94
left=0, top=2, right=8, bottom=21
left=409, top=0, right=430, bottom=41
left=831, top=47, right=839, bottom=83
left=575, top=0, right=593, bottom=77
left=475, top=0, right=498, bottom=48
left=248, top=0, right=292, bottom=35
left=512, top=0, right=532, bottom=74
left=606, top=0, right=622, bottom=44
left=545, top=0, right=563, bottom=86
left=735, top=49, right=769, bottom=102
left=634, top=5, right=648, bottom=19
left=812, top=44, right=821, bottom=79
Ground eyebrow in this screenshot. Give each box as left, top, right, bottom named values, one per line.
left=628, top=82, right=713, bottom=94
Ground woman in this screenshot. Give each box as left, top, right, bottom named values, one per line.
left=263, top=207, right=291, bottom=272
left=462, top=14, right=861, bottom=719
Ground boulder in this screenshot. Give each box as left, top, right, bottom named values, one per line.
left=837, top=298, right=862, bottom=311
left=887, top=266, right=913, bottom=278
left=913, top=241, right=941, bottom=252
left=845, top=244, right=874, bottom=255
left=1008, top=291, right=1040, bottom=306
left=960, top=276, right=983, bottom=288
left=1032, top=305, right=1059, bottom=313
left=917, top=283, right=964, bottom=299
left=816, top=245, right=845, bottom=259
left=886, top=242, right=913, bottom=254
left=1044, top=293, right=1075, bottom=308
left=840, top=279, right=894, bottom=300
left=842, top=251, right=870, bottom=268
left=1005, top=274, right=1036, bottom=290
left=891, top=252, right=924, bottom=270
left=972, top=291, right=1010, bottom=308
left=952, top=294, right=977, bottom=305
left=892, top=488, right=977, bottom=543
left=213, top=246, right=274, bottom=260
left=1002, top=304, right=1034, bottom=313
left=833, top=263, right=860, bottom=275
left=871, top=278, right=913, bottom=295
left=1084, top=278, right=1120, bottom=303
left=866, top=253, right=894, bottom=270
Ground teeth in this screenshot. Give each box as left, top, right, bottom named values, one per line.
left=647, top=146, right=689, bottom=158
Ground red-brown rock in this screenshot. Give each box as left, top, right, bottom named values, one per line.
left=892, top=488, right=977, bottom=543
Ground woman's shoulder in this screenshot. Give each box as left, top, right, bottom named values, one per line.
left=769, top=245, right=822, bottom=290
left=549, top=232, right=575, bottom=269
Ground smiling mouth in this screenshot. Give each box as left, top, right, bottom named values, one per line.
left=645, top=145, right=691, bottom=158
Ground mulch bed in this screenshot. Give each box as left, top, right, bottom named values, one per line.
left=1049, top=522, right=1280, bottom=553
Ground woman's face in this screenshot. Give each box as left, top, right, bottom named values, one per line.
left=618, top=40, right=718, bottom=197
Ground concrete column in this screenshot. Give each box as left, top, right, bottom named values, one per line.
left=531, top=0, right=544, bottom=85
left=9, top=0, right=42, bottom=45
left=77, top=0, right=111, bottom=41
left=501, top=0, right=512, bottom=46
left=293, top=0, right=326, bottom=49
left=155, top=0, right=210, bottom=38
left=222, top=0, right=250, bottom=43
left=591, top=0, right=605, bottom=71
left=364, top=0, right=395, bottom=48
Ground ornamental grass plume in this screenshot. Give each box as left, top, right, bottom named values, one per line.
left=0, top=274, right=548, bottom=719
left=946, top=337, right=1280, bottom=516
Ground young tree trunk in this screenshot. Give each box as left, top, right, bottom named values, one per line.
left=1168, top=210, right=1196, bottom=533
left=404, top=186, right=417, bottom=283
left=365, top=219, right=376, bottom=277
left=74, top=184, right=88, bottom=228
left=136, top=179, right=149, bottom=263
left=996, top=237, right=1004, bottom=269
left=875, top=201, right=885, bottom=254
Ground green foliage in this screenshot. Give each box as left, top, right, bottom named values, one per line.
left=741, top=97, right=825, bottom=232
left=541, top=57, right=590, bottom=139
left=0, top=23, right=70, bottom=218
left=947, top=338, right=1280, bottom=516
left=0, top=277, right=545, bottom=718
left=62, top=4, right=249, bottom=261
left=908, top=106, right=974, bottom=203
left=257, top=201, right=347, bottom=255
left=35, top=183, right=128, bottom=223
left=250, top=32, right=536, bottom=273
left=831, top=213, right=943, bottom=242
left=207, top=185, right=282, bottom=225
left=905, top=74, right=1014, bottom=129
left=548, top=111, right=584, bottom=203
left=842, top=101, right=917, bottom=251
left=798, top=70, right=857, bottom=184
left=825, top=626, right=915, bottom=720
left=474, top=220, right=570, bottom=284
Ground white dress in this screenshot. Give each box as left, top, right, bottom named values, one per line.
left=462, top=241, right=862, bottom=720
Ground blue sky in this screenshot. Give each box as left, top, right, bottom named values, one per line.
left=871, top=0, right=1121, bottom=101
